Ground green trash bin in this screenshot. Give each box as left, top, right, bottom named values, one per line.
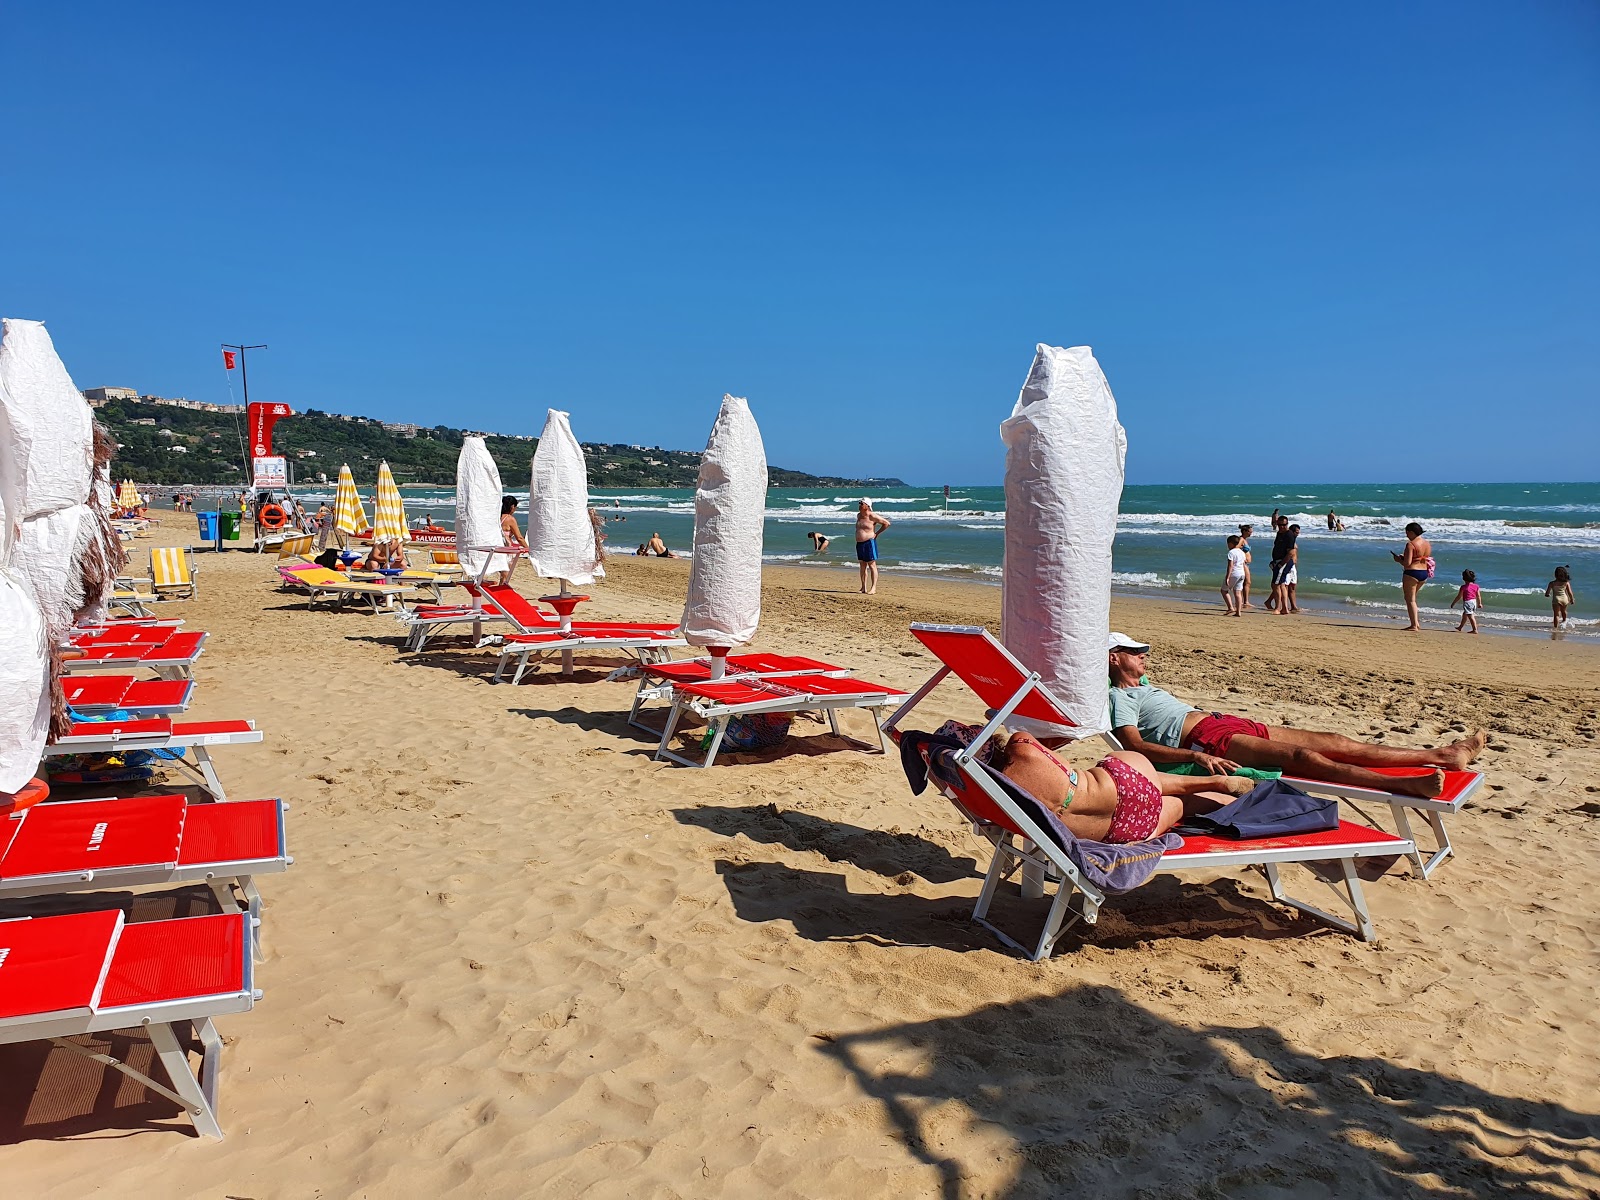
left=218, top=510, right=241, bottom=542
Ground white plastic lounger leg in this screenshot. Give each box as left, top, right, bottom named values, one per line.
left=49, top=1032, right=218, bottom=1135
left=701, top=718, right=730, bottom=768
left=513, top=651, right=538, bottom=686
left=1388, top=800, right=1452, bottom=878
left=1263, top=860, right=1374, bottom=941
left=972, top=836, right=1014, bottom=923
left=192, top=746, right=228, bottom=802
left=147, top=1021, right=225, bottom=1138
left=654, top=698, right=688, bottom=763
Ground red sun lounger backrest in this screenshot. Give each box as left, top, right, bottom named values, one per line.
left=63, top=718, right=174, bottom=740
left=0, top=794, right=187, bottom=878
left=98, top=913, right=247, bottom=1009
left=70, top=626, right=175, bottom=647
left=481, top=585, right=557, bottom=630
left=0, top=909, right=122, bottom=1019
left=910, top=625, right=1076, bottom=729
left=63, top=676, right=136, bottom=709
left=144, top=631, right=205, bottom=660
left=929, top=749, right=1029, bottom=841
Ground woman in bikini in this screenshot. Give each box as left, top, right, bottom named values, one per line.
left=1390, top=521, right=1433, bottom=632
left=991, top=733, right=1251, bottom=843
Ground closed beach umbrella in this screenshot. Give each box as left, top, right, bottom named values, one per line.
left=999, top=344, right=1127, bottom=738
left=454, top=435, right=505, bottom=580
left=333, top=463, right=368, bottom=536
left=116, top=478, right=140, bottom=509
left=372, top=461, right=409, bottom=545
left=526, top=409, right=602, bottom=589
left=681, top=394, right=768, bottom=676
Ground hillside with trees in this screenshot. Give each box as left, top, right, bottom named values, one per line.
left=94, top=400, right=902, bottom=489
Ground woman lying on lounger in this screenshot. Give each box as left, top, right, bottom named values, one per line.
left=991, top=734, right=1252, bottom=843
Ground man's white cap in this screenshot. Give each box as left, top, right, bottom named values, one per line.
left=1107, top=632, right=1150, bottom=653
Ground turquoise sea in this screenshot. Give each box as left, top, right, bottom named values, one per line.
left=327, top=481, right=1596, bottom=639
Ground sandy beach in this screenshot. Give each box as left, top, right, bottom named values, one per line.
left=6, top=527, right=1599, bottom=1198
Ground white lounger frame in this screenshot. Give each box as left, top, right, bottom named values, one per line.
left=41, top=722, right=264, bottom=802
left=492, top=635, right=682, bottom=684
left=1286, top=774, right=1480, bottom=879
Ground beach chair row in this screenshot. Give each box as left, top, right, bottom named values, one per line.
left=2, top=616, right=292, bottom=1139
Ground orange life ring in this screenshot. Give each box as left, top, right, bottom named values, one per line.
left=259, top=503, right=289, bottom=530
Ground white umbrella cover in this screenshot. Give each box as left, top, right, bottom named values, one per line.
left=681, top=394, right=768, bottom=662
left=999, top=344, right=1127, bottom=738
left=527, top=409, right=602, bottom=587
left=454, top=436, right=506, bottom=579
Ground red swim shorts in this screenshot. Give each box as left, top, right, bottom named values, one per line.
left=1187, top=712, right=1270, bottom=756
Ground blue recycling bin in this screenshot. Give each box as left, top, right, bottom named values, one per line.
left=196, top=512, right=219, bottom=541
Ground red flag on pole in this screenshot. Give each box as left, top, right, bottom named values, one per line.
left=222, top=350, right=237, bottom=370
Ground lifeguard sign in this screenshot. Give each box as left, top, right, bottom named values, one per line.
left=248, top=402, right=293, bottom=492
left=252, top=456, right=288, bottom=490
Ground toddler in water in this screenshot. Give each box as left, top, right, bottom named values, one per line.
left=1222, top=534, right=1246, bottom=617
left=1450, top=569, right=1484, bottom=634
left=1546, top=566, right=1576, bottom=629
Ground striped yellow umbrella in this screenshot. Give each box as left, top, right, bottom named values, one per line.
left=116, top=479, right=140, bottom=509
left=333, top=464, right=369, bottom=535
left=372, top=461, right=409, bottom=544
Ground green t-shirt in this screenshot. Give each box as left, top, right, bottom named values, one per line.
left=1109, top=684, right=1195, bottom=748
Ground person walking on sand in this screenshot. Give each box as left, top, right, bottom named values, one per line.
left=1390, top=521, right=1433, bottom=632
left=1450, top=569, right=1484, bottom=634
left=1237, top=523, right=1255, bottom=608
left=497, top=495, right=528, bottom=585
left=855, top=501, right=891, bottom=595
left=1222, top=534, right=1246, bottom=617
left=1546, top=565, right=1575, bottom=629
left=807, top=531, right=831, bottom=555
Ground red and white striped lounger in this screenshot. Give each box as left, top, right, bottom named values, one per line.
left=0, top=908, right=258, bottom=1138
left=656, top=674, right=907, bottom=768
left=63, top=631, right=208, bottom=680
left=0, top=793, right=290, bottom=958
left=42, top=718, right=264, bottom=803
left=63, top=674, right=195, bottom=716
left=880, top=623, right=1415, bottom=958
left=1285, top=767, right=1482, bottom=879
left=626, top=653, right=851, bottom=730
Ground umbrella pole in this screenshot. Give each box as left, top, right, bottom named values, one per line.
left=558, top=579, right=574, bottom=674
left=708, top=646, right=729, bottom=680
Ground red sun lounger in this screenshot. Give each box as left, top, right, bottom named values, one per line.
left=655, top=674, right=906, bottom=768
left=398, top=581, right=678, bottom=653
left=626, top=653, right=851, bottom=729
left=42, top=719, right=264, bottom=802
left=881, top=624, right=1415, bottom=957
left=0, top=909, right=257, bottom=1138
left=492, top=626, right=685, bottom=683
left=68, top=624, right=184, bottom=648
left=63, top=631, right=208, bottom=680
left=63, top=674, right=194, bottom=716
left=1284, top=767, right=1483, bottom=879
left=0, top=793, right=290, bottom=958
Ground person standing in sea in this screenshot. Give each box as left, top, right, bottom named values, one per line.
left=855, top=501, right=891, bottom=595
left=1390, top=522, right=1433, bottom=632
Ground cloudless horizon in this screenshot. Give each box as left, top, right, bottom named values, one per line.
left=4, top=2, right=1596, bottom=485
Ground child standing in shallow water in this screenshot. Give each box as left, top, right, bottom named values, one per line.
left=1450, top=569, right=1484, bottom=634
left=1546, top=566, right=1576, bottom=629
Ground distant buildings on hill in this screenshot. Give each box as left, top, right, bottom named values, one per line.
left=83, top=387, right=244, bottom=415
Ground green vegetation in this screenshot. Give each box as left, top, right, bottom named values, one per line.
left=95, top=400, right=901, bottom=488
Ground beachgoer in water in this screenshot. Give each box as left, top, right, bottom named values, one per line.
left=1222, top=534, right=1246, bottom=617
left=807, top=531, right=830, bottom=555
left=1450, top=569, right=1483, bottom=634
left=855, top=501, right=891, bottom=595
left=1390, top=521, right=1432, bottom=632
left=1105, top=634, right=1486, bottom=798
left=498, top=496, right=528, bottom=585
left=992, top=734, right=1252, bottom=844
left=1546, top=565, right=1575, bottom=629
left=1328, top=508, right=1338, bottom=531
left=1237, top=524, right=1255, bottom=609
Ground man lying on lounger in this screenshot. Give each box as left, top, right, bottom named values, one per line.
left=1106, top=633, right=1487, bottom=798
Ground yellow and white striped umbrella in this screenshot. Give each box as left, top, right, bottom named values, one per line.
left=116, top=479, right=140, bottom=508
left=333, top=464, right=369, bottom=535
left=372, top=461, right=409, bottom=544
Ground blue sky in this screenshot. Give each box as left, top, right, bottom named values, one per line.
left=4, top=2, right=1596, bottom=485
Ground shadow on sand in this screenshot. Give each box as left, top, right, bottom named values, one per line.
left=816, top=986, right=1600, bottom=1198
